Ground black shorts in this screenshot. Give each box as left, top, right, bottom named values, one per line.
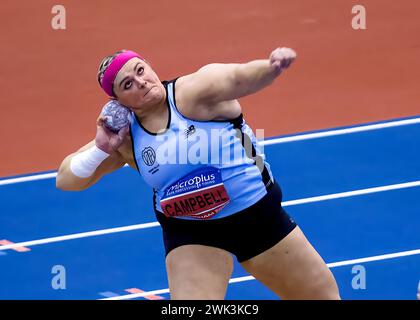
left=155, top=181, right=297, bottom=263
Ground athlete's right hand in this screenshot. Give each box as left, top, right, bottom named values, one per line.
left=95, top=115, right=129, bottom=154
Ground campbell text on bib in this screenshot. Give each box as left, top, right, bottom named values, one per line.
left=160, top=167, right=230, bottom=219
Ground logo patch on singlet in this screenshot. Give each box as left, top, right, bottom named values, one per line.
left=160, top=167, right=230, bottom=219
left=142, top=147, right=156, bottom=166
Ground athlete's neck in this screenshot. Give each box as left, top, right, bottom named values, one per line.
left=134, top=99, right=169, bottom=133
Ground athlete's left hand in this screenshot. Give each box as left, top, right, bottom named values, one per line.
left=269, top=47, right=297, bottom=76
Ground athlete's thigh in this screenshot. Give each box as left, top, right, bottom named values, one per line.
left=165, top=244, right=234, bottom=300
left=240, top=226, right=340, bottom=299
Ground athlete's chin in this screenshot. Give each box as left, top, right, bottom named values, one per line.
left=127, top=91, right=164, bottom=110
left=129, top=98, right=157, bottom=111
left=146, top=91, right=165, bottom=104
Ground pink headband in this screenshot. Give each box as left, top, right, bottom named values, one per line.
left=100, top=50, right=143, bottom=97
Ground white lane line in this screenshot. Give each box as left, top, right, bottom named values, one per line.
left=282, top=180, right=420, bottom=207
left=100, top=248, right=420, bottom=300
left=1, top=180, right=419, bottom=251
left=0, top=172, right=57, bottom=186
left=261, top=117, right=420, bottom=145
left=1, top=117, right=419, bottom=186
left=327, top=248, right=420, bottom=268
left=0, top=222, right=160, bottom=251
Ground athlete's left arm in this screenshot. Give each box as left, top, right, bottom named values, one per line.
left=181, top=47, right=296, bottom=105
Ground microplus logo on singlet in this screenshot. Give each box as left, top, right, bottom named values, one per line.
left=160, top=167, right=230, bottom=219
left=166, top=173, right=216, bottom=196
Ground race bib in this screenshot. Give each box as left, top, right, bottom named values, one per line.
left=160, top=167, right=230, bottom=219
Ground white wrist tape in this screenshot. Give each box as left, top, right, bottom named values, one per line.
left=70, top=145, right=110, bottom=178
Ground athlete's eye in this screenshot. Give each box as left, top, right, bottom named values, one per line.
left=137, top=67, right=144, bottom=75
left=124, top=80, right=132, bottom=90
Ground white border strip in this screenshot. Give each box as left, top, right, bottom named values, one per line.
left=261, top=117, right=420, bottom=146
left=100, top=248, right=420, bottom=300
left=0, top=172, right=57, bottom=186
left=1, top=117, right=419, bottom=186
left=1, top=180, right=419, bottom=251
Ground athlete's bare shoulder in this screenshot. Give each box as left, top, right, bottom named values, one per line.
left=174, top=75, right=242, bottom=121
left=117, top=133, right=137, bottom=170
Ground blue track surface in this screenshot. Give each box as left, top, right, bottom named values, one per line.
left=1, top=118, right=419, bottom=300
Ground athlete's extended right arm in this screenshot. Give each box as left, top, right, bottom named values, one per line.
left=56, top=117, right=129, bottom=191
